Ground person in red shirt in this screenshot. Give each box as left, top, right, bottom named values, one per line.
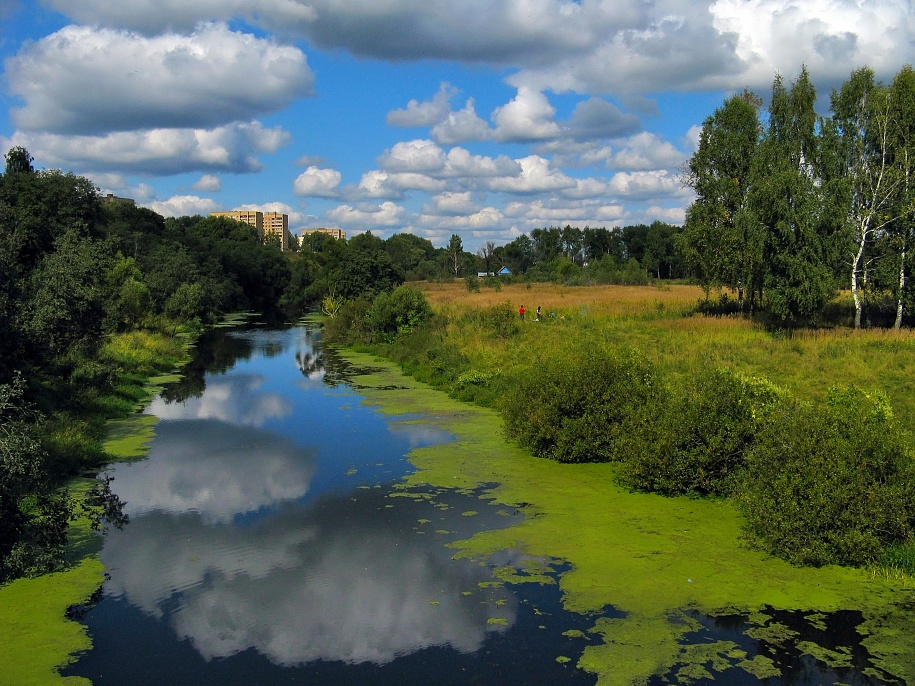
left=519, top=305, right=525, bottom=321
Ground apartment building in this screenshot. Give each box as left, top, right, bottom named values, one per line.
left=301, top=227, right=346, bottom=241
left=263, top=212, right=292, bottom=251
left=210, top=210, right=263, bottom=234
left=210, top=210, right=293, bottom=251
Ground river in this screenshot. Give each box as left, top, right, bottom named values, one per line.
left=62, top=323, right=601, bottom=685
left=61, top=322, right=908, bottom=685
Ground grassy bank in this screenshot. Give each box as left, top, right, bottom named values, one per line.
left=0, top=326, right=197, bottom=685
left=328, top=281, right=915, bottom=681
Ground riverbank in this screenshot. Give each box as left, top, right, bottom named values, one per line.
left=0, top=326, right=201, bottom=685
left=334, top=285, right=915, bottom=685
left=340, top=344, right=915, bottom=684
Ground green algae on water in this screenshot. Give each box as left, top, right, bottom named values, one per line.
left=341, top=350, right=915, bottom=686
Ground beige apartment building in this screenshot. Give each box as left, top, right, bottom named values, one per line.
left=210, top=210, right=293, bottom=251
left=301, top=227, right=346, bottom=241
left=263, top=212, right=291, bottom=251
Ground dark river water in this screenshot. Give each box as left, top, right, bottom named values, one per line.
left=62, top=324, right=602, bottom=685
left=62, top=323, right=897, bottom=685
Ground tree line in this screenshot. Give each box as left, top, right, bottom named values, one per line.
left=680, top=65, right=915, bottom=328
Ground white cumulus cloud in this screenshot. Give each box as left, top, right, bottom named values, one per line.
left=7, top=23, right=315, bottom=135
left=293, top=166, right=342, bottom=197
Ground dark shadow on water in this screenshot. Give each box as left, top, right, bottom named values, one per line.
left=649, top=606, right=896, bottom=686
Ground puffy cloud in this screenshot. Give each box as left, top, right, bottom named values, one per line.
left=7, top=23, right=314, bottom=135
left=645, top=204, right=688, bottom=224
left=387, top=82, right=457, bottom=127
left=431, top=98, right=492, bottom=145
left=710, top=0, right=914, bottom=88
left=424, top=191, right=480, bottom=216
left=355, top=171, right=446, bottom=199
left=442, top=147, right=521, bottom=179
left=9, top=121, right=291, bottom=175
left=603, top=132, right=689, bottom=171
left=293, top=166, right=342, bottom=197
left=376, top=140, right=520, bottom=180
left=484, top=155, right=575, bottom=194
left=378, top=139, right=447, bottom=173
left=418, top=206, right=505, bottom=230
left=192, top=174, right=222, bottom=191
left=503, top=198, right=626, bottom=228
left=43, top=0, right=318, bottom=34
left=561, top=177, right=610, bottom=199
left=43, top=0, right=915, bottom=96
left=147, top=194, right=219, bottom=217
left=492, top=87, right=562, bottom=143
left=606, top=170, right=689, bottom=201
left=328, top=201, right=405, bottom=228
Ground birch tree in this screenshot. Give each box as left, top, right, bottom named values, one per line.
left=829, top=67, right=910, bottom=329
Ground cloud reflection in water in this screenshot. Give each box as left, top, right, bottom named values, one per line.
left=103, top=487, right=516, bottom=667
left=146, top=374, right=291, bottom=428
left=111, top=419, right=316, bottom=523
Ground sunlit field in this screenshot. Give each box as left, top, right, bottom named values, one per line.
left=415, top=281, right=915, bottom=426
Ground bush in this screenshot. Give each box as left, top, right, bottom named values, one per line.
left=733, top=386, right=915, bottom=566
left=619, top=368, right=786, bottom=496
left=365, top=285, right=433, bottom=343
left=324, top=297, right=371, bottom=344
left=500, top=346, right=660, bottom=463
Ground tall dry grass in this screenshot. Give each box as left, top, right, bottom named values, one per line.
left=416, top=281, right=915, bottom=425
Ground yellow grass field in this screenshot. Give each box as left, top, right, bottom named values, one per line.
left=415, top=281, right=915, bottom=425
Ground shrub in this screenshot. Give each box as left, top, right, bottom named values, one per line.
left=733, top=386, right=915, bottom=566
left=500, top=346, right=660, bottom=463
left=365, top=285, right=433, bottom=343
left=324, top=297, right=371, bottom=344
left=619, top=368, right=786, bottom=496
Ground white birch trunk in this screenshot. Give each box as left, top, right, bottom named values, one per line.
left=895, top=249, right=906, bottom=329
left=851, top=224, right=867, bottom=330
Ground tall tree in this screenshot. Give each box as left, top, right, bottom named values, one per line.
left=445, top=233, right=463, bottom=277
left=477, top=240, right=496, bottom=275
left=680, top=90, right=763, bottom=305
left=751, top=68, right=836, bottom=321
left=886, top=67, right=915, bottom=327
left=4, top=147, right=34, bottom=175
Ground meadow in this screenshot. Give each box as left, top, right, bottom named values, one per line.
left=415, top=281, right=915, bottom=426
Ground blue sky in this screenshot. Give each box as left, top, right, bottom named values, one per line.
left=1, top=1, right=912, bottom=252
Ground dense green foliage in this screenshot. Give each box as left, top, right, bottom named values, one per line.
left=0, top=150, right=299, bottom=582
left=333, top=282, right=915, bottom=569
left=501, top=347, right=659, bottom=463
left=619, top=368, right=785, bottom=496
left=682, top=66, right=915, bottom=327
left=735, top=387, right=915, bottom=566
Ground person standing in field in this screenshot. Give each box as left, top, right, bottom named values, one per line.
left=519, top=305, right=525, bottom=321
left=536, top=306, right=541, bottom=321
